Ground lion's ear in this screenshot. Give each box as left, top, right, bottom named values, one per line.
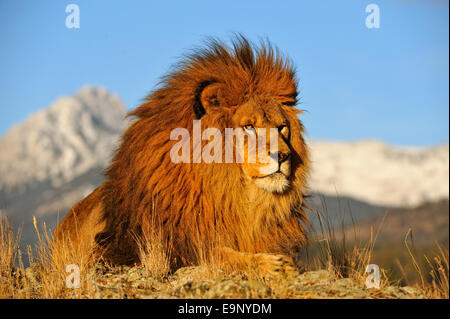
left=200, top=83, right=223, bottom=110
left=194, top=82, right=225, bottom=118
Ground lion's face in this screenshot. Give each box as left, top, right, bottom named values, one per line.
left=230, top=97, right=293, bottom=194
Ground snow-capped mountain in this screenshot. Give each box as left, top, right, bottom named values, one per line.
left=308, top=140, right=449, bottom=207
left=0, top=86, right=127, bottom=193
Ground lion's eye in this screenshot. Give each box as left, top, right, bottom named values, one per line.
left=278, top=125, right=288, bottom=136
left=243, top=124, right=255, bottom=131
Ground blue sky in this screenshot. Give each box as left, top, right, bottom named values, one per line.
left=0, top=0, right=448, bottom=146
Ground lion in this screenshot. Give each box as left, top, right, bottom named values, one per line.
left=54, top=36, right=310, bottom=277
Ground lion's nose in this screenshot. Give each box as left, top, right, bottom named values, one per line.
left=269, top=151, right=290, bottom=163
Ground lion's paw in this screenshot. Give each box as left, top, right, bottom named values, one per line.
left=253, top=253, right=299, bottom=280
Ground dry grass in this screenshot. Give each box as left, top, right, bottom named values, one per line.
left=30, top=215, right=101, bottom=298
left=0, top=214, right=30, bottom=298
left=302, top=205, right=392, bottom=289
left=0, top=212, right=101, bottom=298
left=404, top=229, right=449, bottom=298
left=301, top=201, right=449, bottom=299
left=0, top=206, right=448, bottom=299
left=135, top=214, right=172, bottom=280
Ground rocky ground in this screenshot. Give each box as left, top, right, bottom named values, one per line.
left=22, top=264, right=426, bottom=299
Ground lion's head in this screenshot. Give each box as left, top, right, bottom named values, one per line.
left=217, top=95, right=295, bottom=194
left=98, top=36, right=310, bottom=266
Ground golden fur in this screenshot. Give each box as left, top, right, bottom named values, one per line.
left=54, top=36, right=310, bottom=276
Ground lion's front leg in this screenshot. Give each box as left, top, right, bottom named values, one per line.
left=213, top=247, right=299, bottom=279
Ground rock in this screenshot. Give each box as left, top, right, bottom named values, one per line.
left=382, top=286, right=426, bottom=299
left=327, top=278, right=369, bottom=298
left=295, top=270, right=335, bottom=286
left=15, top=264, right=431, bottom=299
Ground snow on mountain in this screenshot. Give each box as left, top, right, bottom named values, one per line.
left=0, top=86, right=128, bottom=193
left=308, top=140, right=449, bottom=207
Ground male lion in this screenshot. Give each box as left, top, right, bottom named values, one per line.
left=54, top=36, right=310, bottom=277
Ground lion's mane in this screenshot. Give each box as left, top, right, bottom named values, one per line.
left=94, top=36, right=310, bottom=267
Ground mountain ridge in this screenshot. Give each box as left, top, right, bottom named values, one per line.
left=0, top=86, right=128, bottom=193
left=308, top=139, right=448, bottom=207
